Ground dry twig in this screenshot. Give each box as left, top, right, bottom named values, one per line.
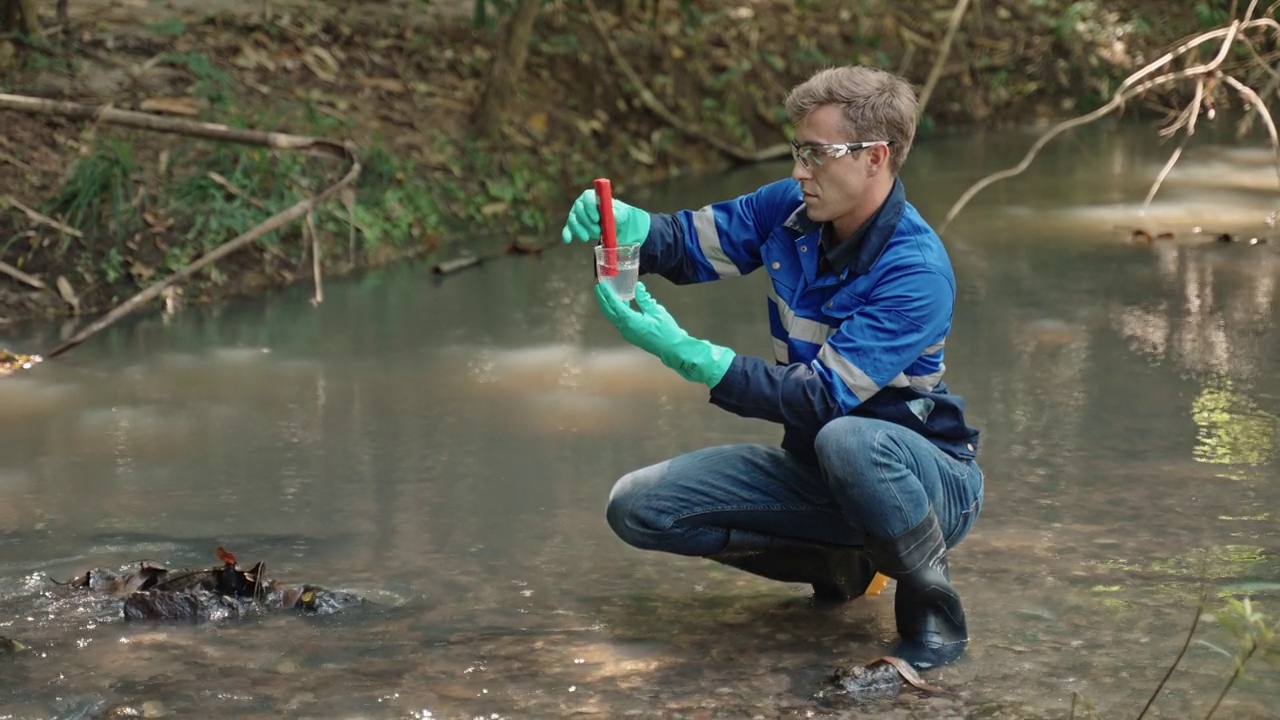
left=0, top=260, right=47, bottom=291
left=3, top=195, right=84, bottom=237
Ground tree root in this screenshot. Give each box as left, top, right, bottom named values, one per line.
left=0, top=92, right=361, bottom=360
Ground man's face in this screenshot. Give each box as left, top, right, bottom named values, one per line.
left=790, top=105, right=890, bottom=234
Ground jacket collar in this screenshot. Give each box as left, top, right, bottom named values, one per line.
left=782, top=177, right=906, bottom=277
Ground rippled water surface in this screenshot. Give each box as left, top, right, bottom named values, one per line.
left=2, top=122, right=1279, bottom=719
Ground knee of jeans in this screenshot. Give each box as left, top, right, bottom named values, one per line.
left=605, top=469, right=664, bottom=547
left=814, top=416, right=881, bottom=466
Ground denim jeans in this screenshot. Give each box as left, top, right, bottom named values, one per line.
left=606, top=416, right=984, bottom=556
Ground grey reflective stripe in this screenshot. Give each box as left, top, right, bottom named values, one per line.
left=693, top=206, right=740, bottom=278
left=772, top=338, right=789, bottom=364
left=817, top=345, right=881, bottom=401
left=923, top=341, right=945, bottom=354
left=908, top=365, right=945, bottom=392
left=819, top=352, right=945, bottom=398
left=769, top=289, right=834, bottom=345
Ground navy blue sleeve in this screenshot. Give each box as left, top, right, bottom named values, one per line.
left=637, top=213, right=706, bottom=285
left=708, top=354, right=844, bottom=431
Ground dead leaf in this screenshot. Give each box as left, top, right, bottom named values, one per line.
left=479, top=201, right=508, bottom=217
left=215, top=546, right=238, bottom=567
left=626, top=143, right=656, bottom=165
left=526, top=112, right=549, bottom=138
left=55, top=276, right=80, bottom=315
left=129, top=261, right=156, bottom=282
left=865, top=656, right=952, bottom=696
left=232, top=45, right=278, bottom=71
left=359, top=77, right=407, bottom=94
left=302, top=46, right=340, bottom=83
left=142, top=210, right=174, bottom=231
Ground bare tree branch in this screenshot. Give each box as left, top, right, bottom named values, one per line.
left=941, top=16, right=1279, bottom=230
left=917, top=0, right=972, bottom=119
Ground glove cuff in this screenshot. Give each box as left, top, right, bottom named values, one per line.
left=662, top=336, right=736, bottom=388
left=621, top=209, right=652, bottom=245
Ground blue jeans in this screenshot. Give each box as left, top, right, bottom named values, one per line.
left=606, top=417, right=984, bottom=555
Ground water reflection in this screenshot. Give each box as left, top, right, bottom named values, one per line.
left=1191, top=377, right=1280, bottom=468
left=1, top=123, right=1279, bottom=718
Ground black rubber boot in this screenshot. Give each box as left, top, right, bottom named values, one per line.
left=707, top=532, right=876, bottom=602
left=863, top=508, right=968, bottom=670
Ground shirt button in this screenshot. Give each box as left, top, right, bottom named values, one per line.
left=966, top=444, right=975, bottom=452
left=827, top=301, right=833, bottom=308
left=800, top=245, right=808, bottom=252
left=771, top=262, right=780, bottom=270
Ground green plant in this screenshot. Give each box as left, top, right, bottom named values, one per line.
left=46, top=139, right=138, bottom=251
left=1203, top=597, right=1278, bottom=718
left=1193, top=1, right=1231, bottom=28
left=163, top=142, right=309, bottom=274
left=146, top=18, right=187, bottom=37
left=159, top=52, right=234, bottom=107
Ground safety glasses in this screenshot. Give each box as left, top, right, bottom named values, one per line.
left=790, top=140, right=891, bottom=170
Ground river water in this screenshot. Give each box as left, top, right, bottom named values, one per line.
left=1, top=121, right=1278, bottom=719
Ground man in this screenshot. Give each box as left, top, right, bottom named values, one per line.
left=560, top=66, right=983, bottom=671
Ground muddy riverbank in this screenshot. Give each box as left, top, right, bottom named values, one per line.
left=0, top=0, right=1246, bottom=333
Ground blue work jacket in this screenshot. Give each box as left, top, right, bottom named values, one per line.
left=637, top=177, right=980, bottom=465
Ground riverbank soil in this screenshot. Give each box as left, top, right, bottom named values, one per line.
left=0, top=0, right=1248, bottom=331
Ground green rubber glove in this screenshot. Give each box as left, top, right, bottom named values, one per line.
left=595, top=281, right=735, bottom=388
left=561, top=189, right=651, bottom=245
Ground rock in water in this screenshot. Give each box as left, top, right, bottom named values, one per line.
left=64, top=547, right=364, bottom=622
left=830, top=660, right=905, bottom=701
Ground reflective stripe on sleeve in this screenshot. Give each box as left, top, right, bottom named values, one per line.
left=816, top=344, right=882, bottom=401
left=693, top=206, right=741, bottom=278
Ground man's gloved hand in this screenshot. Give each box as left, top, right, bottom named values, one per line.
left=595, top=281, right=735, bottom=388
left=561, top=189, right=651, bottom=245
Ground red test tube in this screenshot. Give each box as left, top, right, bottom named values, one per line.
left=594, top=178, right=618, bottom=276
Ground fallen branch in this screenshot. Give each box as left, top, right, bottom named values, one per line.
left=581, top=0, right=788, bottom=164
left=431, top=254, right=483, bottom=276
left=0, top=93, right=340, bottom=154
left=0, top=93, right=363, bottom=360
left=3, top=195, right=84, bottom=237
left=0, top=260, right=47, bottom=291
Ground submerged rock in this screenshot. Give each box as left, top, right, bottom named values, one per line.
left=829, top=659, right=905, bottom=701
left=64, top=547, right=363, bottom=622
left=1, top=635, right=26, bottom=654
left=827, top=656, right=952, bottom=702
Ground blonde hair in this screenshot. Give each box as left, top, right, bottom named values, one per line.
left=784, top=66, right=917, bottom=174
